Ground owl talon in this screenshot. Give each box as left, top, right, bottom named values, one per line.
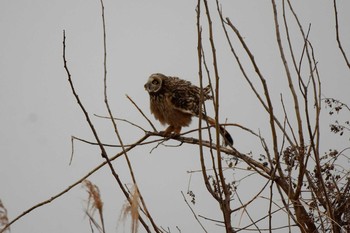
left=159, top=130, right=181, bottom=141
left=161, top=125, right=181, bottom=135
left=159, top=130, right=171, bottom=137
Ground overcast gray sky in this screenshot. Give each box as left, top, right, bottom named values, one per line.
left=1, top=1, right=349, bottom=232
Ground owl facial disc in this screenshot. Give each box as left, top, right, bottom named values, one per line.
left=144, top=74, right=163, bottom=93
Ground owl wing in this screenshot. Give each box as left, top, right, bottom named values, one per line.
left=166, top=77, right=211, bottom=116
left=169, top=89, right=199, bottom=116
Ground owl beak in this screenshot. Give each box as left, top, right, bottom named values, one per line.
left=144, top=83, right=150, bottom=92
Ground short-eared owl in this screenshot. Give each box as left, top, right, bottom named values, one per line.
left=144, top=73, right=233, bottom=146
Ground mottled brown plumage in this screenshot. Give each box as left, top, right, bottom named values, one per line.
left=144, top=73, right=233, bottom=145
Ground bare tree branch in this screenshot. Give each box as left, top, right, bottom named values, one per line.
left=333, top=0, right=350, bottom=69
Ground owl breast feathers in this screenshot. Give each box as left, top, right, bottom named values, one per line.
left=144, top=73, right=233, bottom=145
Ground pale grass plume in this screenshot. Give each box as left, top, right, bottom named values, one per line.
left=119, top=184, right=140, bottom=233
left=82, top=180, right=105, bottom=233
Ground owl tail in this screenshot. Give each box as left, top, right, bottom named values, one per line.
left=202, top=114, right=233, bottom=146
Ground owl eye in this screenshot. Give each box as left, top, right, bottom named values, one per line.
left=152, top=79, right=159, bottom=85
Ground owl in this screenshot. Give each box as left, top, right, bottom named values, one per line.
left=144, top=73, right=233, bottom=146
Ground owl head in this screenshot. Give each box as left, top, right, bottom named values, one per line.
left=144, top=73, right=166, bottom=93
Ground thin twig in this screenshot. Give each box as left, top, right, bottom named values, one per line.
left=231, top=178, right=271, bottom=214
left=235, top=192, right=261, bottom=233
left=196, top=0, right=219, bottom=203
left=198, top=215, right=224, bottom=224
left=98, top=1, right=160, bottom=231
left=203, top=1, right=234, bottom=232
left=126, top=94, right=157, bottom=132
left=200, top=38, right=221, bottom=201
left=94, top=114, right=147, bottom=132
left=235, top=202, right=293, bottom=232
left=285, top=2, right=334, bottom=231
left=63, top=29, right=152, bottom=233
left=333, top=0, right=350, bottom=69
left=221, top=15, right=295, bottom=148
left=180, top=191, right=208, bottom=233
